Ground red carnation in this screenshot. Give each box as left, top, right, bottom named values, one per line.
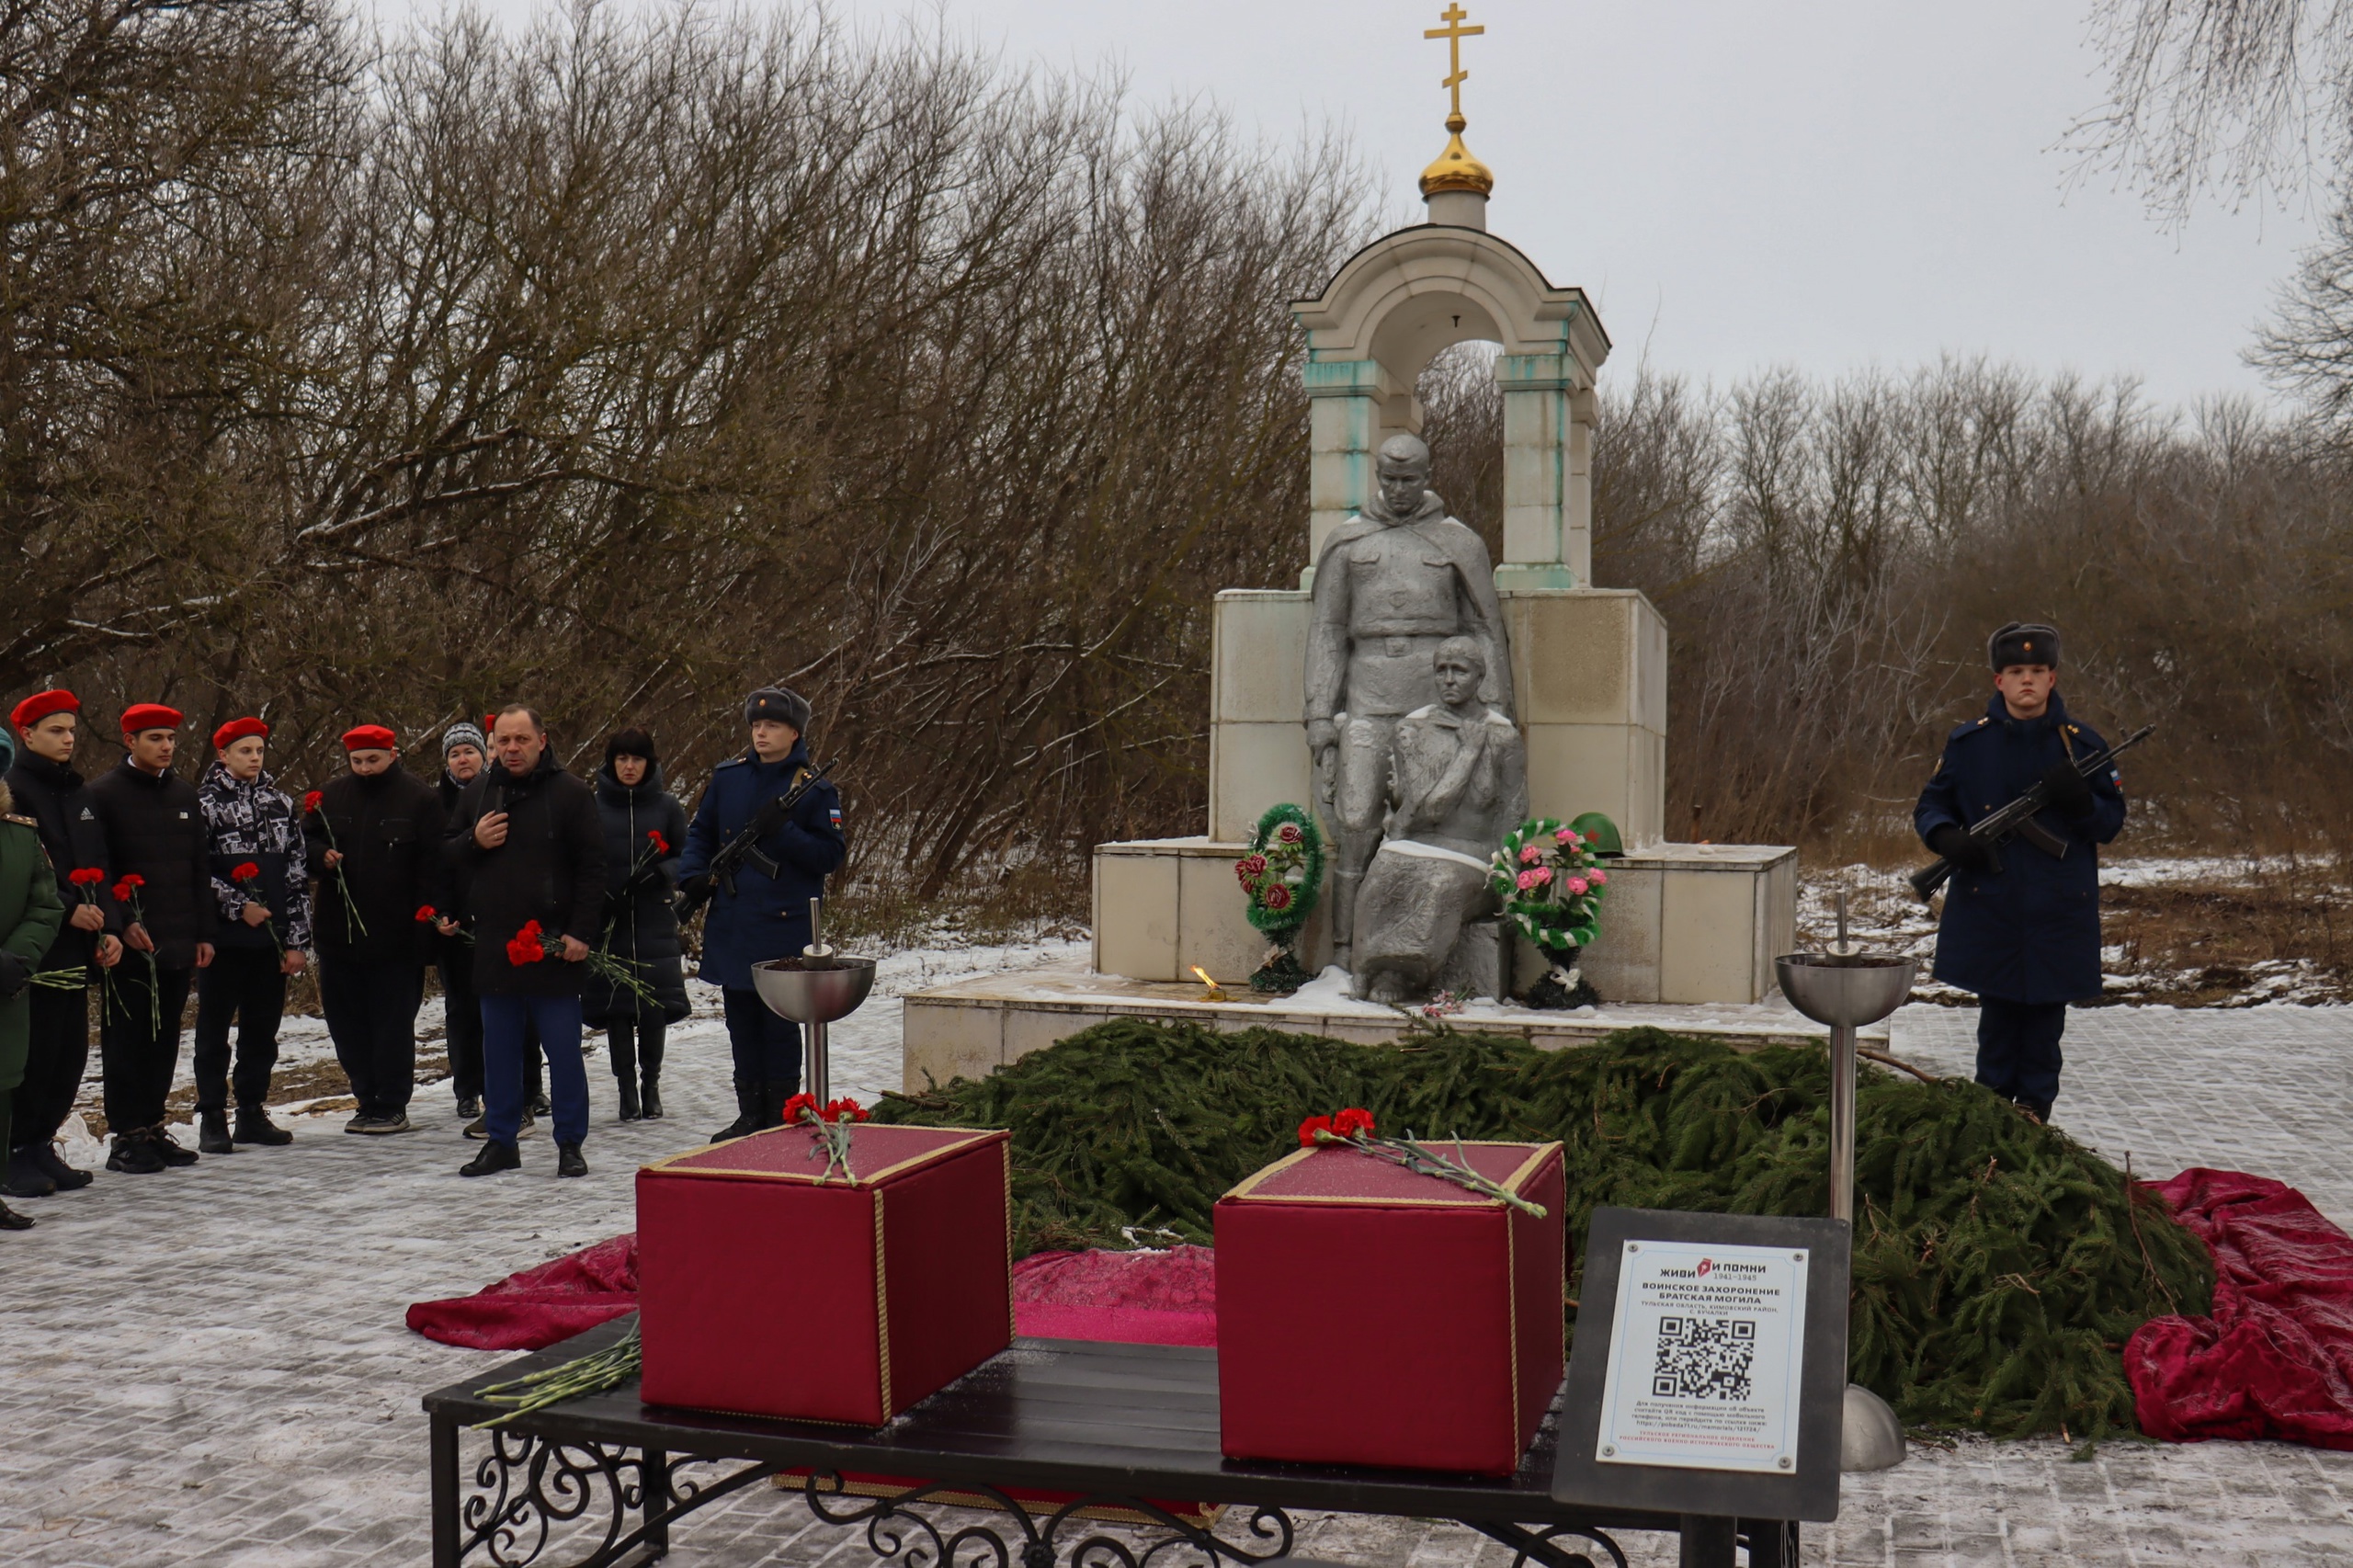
left=415, top=904, right=437, bottom=923
left=1261, top=883, right=1292, bottom=912
left=115, top=873, right=144, bottom=889
left=823, top=1096, right=870, bottom=1124
left=1297, top=1113, right=1334, bottom=1148
left=781, top=1092, right=820, bottom=1125
left=646, top=829, right=669, bottom=854
left=231, top=861, right=260, bottom=882
left=504, top=925, right=547, bottom=966
left=1332, top=1107, right=1376, bottom=1139
left=302, top=790, right=324, bottom=814
left=68, top=868, right=105, bottom=887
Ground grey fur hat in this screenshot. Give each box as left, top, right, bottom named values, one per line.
left=744, top=687, right=811, bottom=733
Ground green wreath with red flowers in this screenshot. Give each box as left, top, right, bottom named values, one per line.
left=1234, top=802, right=1324, bottom=936
left=1486, top=816, right=1611, bottom=953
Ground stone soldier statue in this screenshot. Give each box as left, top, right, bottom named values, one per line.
left=1305, top=433, right=1512, bottom=966
left=1352, top=636, right=1526, bottom=1004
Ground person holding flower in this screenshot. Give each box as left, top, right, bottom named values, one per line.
left=307, top=724, right=447, bottom=1137
left=444, top=705, right=605, bottom=1178
left=0, top=778, right=64, bottom=1230
left=585, top=729, right=688, bottom=1121
left=2, top=689, right=121, bottom=1199
left=85, top=703, right=216, bottom=1174
left=190, top=718, right=311, bottom=1153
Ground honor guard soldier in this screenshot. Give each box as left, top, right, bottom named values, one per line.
left=676, top=687, right=845, bottom=1142
left=1914, top=623, right=2128, bottom=1121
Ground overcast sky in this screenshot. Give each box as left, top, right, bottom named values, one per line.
left=378, top=0, right=2325, bottom=412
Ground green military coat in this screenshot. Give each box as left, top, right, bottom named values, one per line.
left=0, top=790, right=65, bottom=1091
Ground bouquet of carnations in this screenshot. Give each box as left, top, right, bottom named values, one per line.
left=1299, top=1108, right=1547, bottom=1217
left=782, top=1092, right=870, bottom=1183
left=503, top=918, right=654, bottom=1005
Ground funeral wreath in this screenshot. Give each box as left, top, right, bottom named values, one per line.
left=1234, top=802, right=1324, bottom=992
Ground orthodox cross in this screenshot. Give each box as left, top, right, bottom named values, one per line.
left=1424, top=3, right=1485, bottom=123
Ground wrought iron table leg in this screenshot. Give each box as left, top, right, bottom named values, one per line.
left=1677, top=1515, right=1735, bottom=1568
left=642, top=1449, right=671, bottom=1560
left=431, top=1415, right=460, bottom=1568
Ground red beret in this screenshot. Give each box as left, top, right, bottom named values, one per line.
left=211, top=717, right=268, bottom=751
left=342, top=724, right=397, bottom=752
left=119, top=703, right=183, bottom=734
left=10, top=689, right=79, bottom=731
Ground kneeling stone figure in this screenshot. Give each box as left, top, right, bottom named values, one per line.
left=1352, top=637, right=1526, bottom=1005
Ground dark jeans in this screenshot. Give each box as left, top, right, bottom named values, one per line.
left=607, top=1017, right=665, bottom=1085
left=320, top=955, right=426, bottom=1118
left=721, top=986, right=800, bottom=1091
left=1975, top=997, right=2068, bottom=1113
left=191, top=946, right=287, bottom=1113
left=440, top=953, right=483, bottom=1103
left=99, top=960, right=195, bottom=1132
left=483, top=994, right=586, bottom=1146
left=14, top=982, right=92, bottom=1150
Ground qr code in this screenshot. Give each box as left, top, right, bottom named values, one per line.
left=1650, top=1316, right=1756, bottom=1400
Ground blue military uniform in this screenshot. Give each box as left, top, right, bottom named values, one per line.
left=676, top=739, right=844, bottom=1122
left=1913, top=690, right=2126, bottom=1115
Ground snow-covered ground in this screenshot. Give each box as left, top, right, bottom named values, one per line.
left=6, top=929, right=2353, bottom=1565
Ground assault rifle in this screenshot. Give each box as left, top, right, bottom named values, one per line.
left=1906, top=724, right=2154, bottom=903
left=675, top=758, right=836, bottom=922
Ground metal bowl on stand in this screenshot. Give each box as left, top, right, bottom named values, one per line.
left=751, top=897, right=878, bottom=1106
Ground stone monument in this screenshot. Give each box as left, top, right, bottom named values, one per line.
left=902, top=6, right=1800, bottom=1087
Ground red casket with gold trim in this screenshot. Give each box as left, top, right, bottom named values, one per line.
left=637, top=1122, right=1012, bottom=1425
left=1213, top=1139, right=1566, bottom=1475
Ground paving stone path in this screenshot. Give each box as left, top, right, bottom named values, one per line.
left=3, top=971, right=2347, bottom=1565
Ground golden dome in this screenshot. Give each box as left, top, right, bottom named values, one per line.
left=1418, top=111, right=1494, bottom=197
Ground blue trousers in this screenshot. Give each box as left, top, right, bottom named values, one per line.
left=482, top=994, right=587, bottom=1146
left=1975, top=997, right=2067, bottom=1114
left=721, top=986, right=801, bottom=1091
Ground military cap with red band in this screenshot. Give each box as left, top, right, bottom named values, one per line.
left=342, top=724, right=398, bottom=751
left=120, top=703, right=184, bottom=733
left=212, top=717, right=269, bottom=750
left=9, top=689, right=79, bottom=731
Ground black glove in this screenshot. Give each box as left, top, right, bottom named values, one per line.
left=0, top=950, right=28, bottom=999
left=2040, top=758, right=2096, bottom=818
left=1927, top=824, right=1998, bottom=874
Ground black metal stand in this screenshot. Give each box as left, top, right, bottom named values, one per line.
left=424, top=1327, right=1796, bottom=1568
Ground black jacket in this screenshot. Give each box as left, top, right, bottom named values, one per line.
left=444, top=753, right=605, bottom=997
left=2, top=753, right=121, bottom=968
left=306, top=765, right=447, bottom=964
left=583, top=763, right=689, bottom=1026
left=86, top=758, right=215, bottom=968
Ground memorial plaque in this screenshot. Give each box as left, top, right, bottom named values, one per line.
left=1552, top=1207, right=1850, bottom=1524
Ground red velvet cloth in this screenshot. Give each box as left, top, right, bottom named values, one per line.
left=1214, top=1142, right=1565, bottom=1476
left=405, top=1233, right=641, bottom=1351
left=2125, top=1167, right=2353, bottom=1447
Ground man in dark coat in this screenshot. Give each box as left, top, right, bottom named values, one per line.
left=676, top=687, right=845, bottom=1141
left=191, top=717, right=311, bottom=1153
left=444, top=706, right=604, bottom=1177
left=0, top=781, right=64, bottom=1230
left=308, top=724, right=445, bottom=1136
left=86, top=703, right=217, bottom=1173
left=3, top=689, right=121, bottom=1197
left=1914, top=623, right=2128, bottom=1121
left=585, top=729, right=688, bottom=1121
left=432, top=721, right=547, bottom=1133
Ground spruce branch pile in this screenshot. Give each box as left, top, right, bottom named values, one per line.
left=876, top=1019, right=2213, bottom=1438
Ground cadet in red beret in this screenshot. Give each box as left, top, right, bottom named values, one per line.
left=210, top=717, right=268, bottom=752
left=85, top=702, right=214, bottom=1174
left=3, top=689, right=121, bottom=1199
left=310, top=722, right=444, bottom=1136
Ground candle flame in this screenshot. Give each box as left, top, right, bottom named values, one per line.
left=1191, top=966, right=1217, bottom=987
left=1190, top=964, right=1227, bottom=1000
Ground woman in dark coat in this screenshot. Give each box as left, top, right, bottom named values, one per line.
left=584, top=730, right=688, bottom=1119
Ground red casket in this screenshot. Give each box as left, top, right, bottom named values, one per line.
left=637, top=1122, right=1011, bottom=1425
left=1214, top=1139, right=1566, bottom=1475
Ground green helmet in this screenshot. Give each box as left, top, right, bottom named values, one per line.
left=1568, top=811, right=1623, bottom=856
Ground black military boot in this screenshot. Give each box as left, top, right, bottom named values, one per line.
left=459, top=1140, right=522, bottom=1177
left=758, top=1085, right=791, bottom=1131
left=29, top=1144, right=94, bottom=1191
left=150, top=1124, right=199, bottom=1166
left=610, top=1035, right=642, bottom=1121
left=106, top=1131, right=165, bottom=1175
left=556, top=1142, right=588, bottom=1178
left=710, top=1081, right=763, bottom=1142
left=3, top=1146, right=57, bottom=1199
left=234, top=1104, right=293, bottom=1146
left=198, top=1109, right=235, bottom=1155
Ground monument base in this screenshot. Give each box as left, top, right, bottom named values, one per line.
left=900, top=960, right=1883, bottom=1094
left=1091, top=836, right=1796, bottom=1006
